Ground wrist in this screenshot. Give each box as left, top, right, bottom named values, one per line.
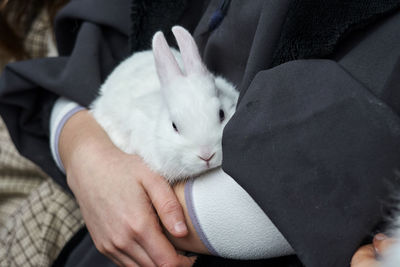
left=58, top=110, right=121, bottom=187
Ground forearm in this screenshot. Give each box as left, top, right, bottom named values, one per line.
left=59, top=109, right=116, bottom=174
left=50, top=97, right=127, bottom=190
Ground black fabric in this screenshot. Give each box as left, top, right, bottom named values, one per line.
left=129, top=0, right=188, bottom=52
left=0, top=0, right=131, bottom=189
left=333, top=9, right=400, bottom=116
left=52, top=227, right=89, bottom=267
left=56, top=228, right=116, bottom=267
left=222, top=59, right=400, bottom=266
left=382, top=58, right=400, bottom=115
left=193, top=254, right=303, bottom=267
left=0, top=0, right=400, bottom=266
left=54, top=230, right=304, bottom=267
left=272, top=0, right=400, bottom=66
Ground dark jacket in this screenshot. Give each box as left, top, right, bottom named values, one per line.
left=1, top=0, right=400, bottom=266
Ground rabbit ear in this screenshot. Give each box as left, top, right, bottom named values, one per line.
left=152, top=31, right=183, bottom=86
left=172, top=26, right=208, bottom=75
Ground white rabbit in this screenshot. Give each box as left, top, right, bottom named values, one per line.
left=90, top=26, right=239, bottom=183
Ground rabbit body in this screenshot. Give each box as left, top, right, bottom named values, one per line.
left=91, top=27, right=238, bottom=183
left=91, top=50, right=168, bottom=166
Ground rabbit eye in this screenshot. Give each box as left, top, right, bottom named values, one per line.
left=172, top=122, right=179, bottom=132
left=219, top=109, right=225, bottom=122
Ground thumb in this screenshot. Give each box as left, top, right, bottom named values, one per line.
left=142, top=173, right=188, bottom=237
left=351, top=244, right=377, bottom=266
left=373, top=233, right=395, bottom=255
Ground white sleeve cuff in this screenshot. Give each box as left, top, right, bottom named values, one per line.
left=50, top=97, right=85, bottom=173
left=185, top=168, right=294, bottom=260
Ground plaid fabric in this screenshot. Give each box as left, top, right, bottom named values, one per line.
left=0, top=178, right=83, bottom=267
left=0, top=7, right=84, bottom=267
left=0, top=6, right=50, bottom=71
left=24, top=9, right=50, bottom=59
left=0, top=116, right=84, bottom=267
left=0, top=117, right=45, bottom=228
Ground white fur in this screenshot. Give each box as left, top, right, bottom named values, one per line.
left=381, top=214, right=400, bottom=267
left=90, top=26, right=238, bottom=183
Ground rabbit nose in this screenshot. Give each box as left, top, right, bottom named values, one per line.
left=198, top=153, right=215, bottom=162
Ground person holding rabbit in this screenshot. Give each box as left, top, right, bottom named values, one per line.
left=1, top=0, right=400, bottom=267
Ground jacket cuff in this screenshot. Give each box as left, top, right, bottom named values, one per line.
left=184, top=168, right=293, bottom=259
left=50, top=97, right=85, bottom=173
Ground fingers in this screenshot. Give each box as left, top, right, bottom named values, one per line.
left=351, top=234, right=397, bottom=267
left=142, top=174, right=188, bottom=237
left=177, top=254, right=197, bottom=267
left=97, top=236, right=156, bottom=267
left=140, top=174, right=195, bottom=266
left=350, top=244, right=379, bottom=267
left=373, top=233, right=396, bottom=255
left=107, top=251, right=139, bottom=267
left=187, top=255, right=197, bottom=265
left=94, top=209, right=191, bottom=267
left=135, top=219, right=194, bottom=267
left=116, top=242, right=157, bottom=267
left=74, top=149, right=192, bottom=267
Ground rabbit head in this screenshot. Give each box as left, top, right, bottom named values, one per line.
left=151, top=26, right=238, bottom=182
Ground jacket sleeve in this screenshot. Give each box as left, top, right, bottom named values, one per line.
left=221, top=59, right=400, bottom=266
left=0, top=0, right=131, bottom=190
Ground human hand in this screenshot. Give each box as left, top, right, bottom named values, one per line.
left=59, top=110, right=196, bottom=267
left=165, top=181, right=209, bottom=255
left=351, top=234, right=395, bottom=267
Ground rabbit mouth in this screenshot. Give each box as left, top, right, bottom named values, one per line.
left=202, top=158, right=221, bottom=170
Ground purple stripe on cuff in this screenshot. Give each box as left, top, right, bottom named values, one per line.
left=184, top=178, right=219, bottom=256
left=54, top=106, right=86, bottom=173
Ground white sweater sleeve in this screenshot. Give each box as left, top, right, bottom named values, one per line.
left=185, top=168, right=294, bottom=259
left=49, top=97, right=85, bottom=173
